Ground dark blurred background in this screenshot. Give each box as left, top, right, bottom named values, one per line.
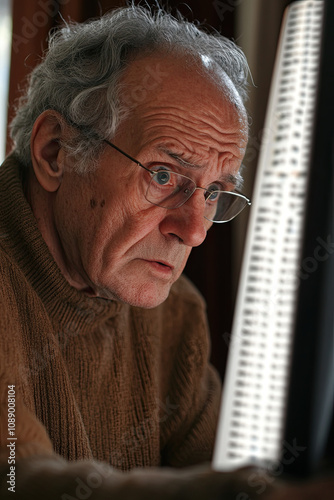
left=6, top=0, right=291, bottom=378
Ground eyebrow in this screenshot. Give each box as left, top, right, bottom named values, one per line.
left=158, top=147, right=243, bottom=189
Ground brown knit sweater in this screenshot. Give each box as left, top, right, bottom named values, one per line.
left=0, top=155, right=223, bottom=498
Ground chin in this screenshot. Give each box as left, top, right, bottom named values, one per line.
left=94, top=282, right=172, bottom=309
left=128, top=296, right=168, bottom=309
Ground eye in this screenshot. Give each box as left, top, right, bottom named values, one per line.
left=154, top=169, right=172, bottom=186
left=150, top=167, right=179, bottom=190
left=205, top=183, right=222, bottom=202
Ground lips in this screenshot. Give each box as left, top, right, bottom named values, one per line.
left=140, top=259, right=175, bottom=275
left=147, top=259, right=174, bottom=270
left=154, top=260, right=173, bottom=269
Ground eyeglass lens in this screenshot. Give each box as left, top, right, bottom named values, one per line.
left=146, top=170, right=248, bottom=223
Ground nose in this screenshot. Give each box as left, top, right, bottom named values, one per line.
left=159, top=191, right=208, bottom=247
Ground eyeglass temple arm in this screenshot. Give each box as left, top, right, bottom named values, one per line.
left=64, top=117, right=151, bottom=175
left=103, top=139, right=152, bottom=173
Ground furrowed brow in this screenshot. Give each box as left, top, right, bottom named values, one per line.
left=159, top=147, right=243, bottom=190
left=160, top=148, right=200, bottom=169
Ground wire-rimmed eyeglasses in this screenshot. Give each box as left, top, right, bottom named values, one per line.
left=103, top=138, right=251, bottom=223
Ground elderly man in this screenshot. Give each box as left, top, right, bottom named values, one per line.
left=2, top=4, right=321, bottom=499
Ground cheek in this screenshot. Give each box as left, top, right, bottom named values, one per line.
left=100, top=168, right=149, bottom=221
left=85, top=193, right=164, bottom=264
left=180, top=246, right=192, bottom=269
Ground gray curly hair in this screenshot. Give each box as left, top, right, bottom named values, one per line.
left=10, top=4, right=250, bottom=173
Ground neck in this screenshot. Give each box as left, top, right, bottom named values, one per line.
left=27, top=170, right=94, bottom=294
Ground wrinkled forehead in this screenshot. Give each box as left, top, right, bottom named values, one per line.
left=118, top=50, right=248, bottom=138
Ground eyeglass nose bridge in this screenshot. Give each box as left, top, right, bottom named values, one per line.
left=166, top=182, right=209, bottom=210
left=181, top=183, right=219, bottom=205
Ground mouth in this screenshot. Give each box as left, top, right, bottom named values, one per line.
left=142, top=259, right=174, bottom=274
left=150, top=259, right=173, bottom=269
left=155, top=260, right=173, bottom=269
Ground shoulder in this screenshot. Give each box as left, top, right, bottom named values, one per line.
left=0, top=245, right=36, bottom=351
left=0, top=244, right=26, bottom=304
left=0, top=247, right=25, bottom=349
left=0, top=246, right=18, bottom=303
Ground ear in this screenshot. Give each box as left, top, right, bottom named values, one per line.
left=30, top=110, right=68, bottom=193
